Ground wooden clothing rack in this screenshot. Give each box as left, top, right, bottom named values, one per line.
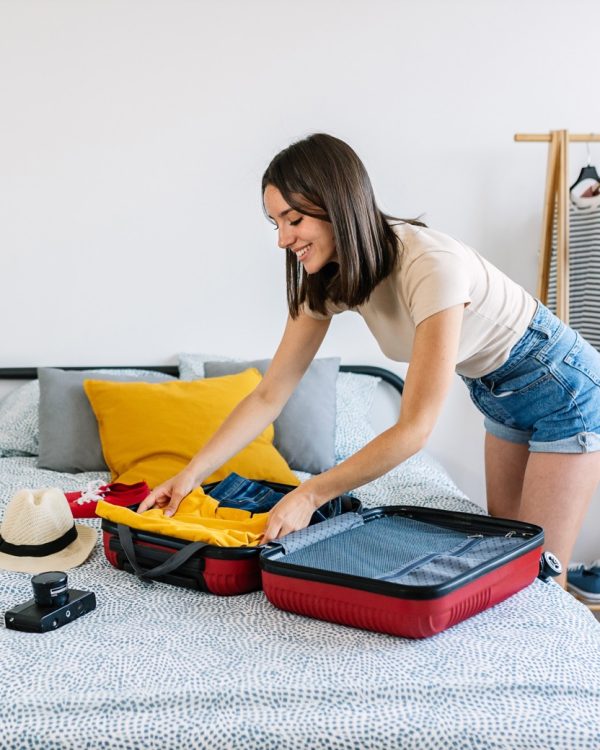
left=514, top=130, right=600, bottom=325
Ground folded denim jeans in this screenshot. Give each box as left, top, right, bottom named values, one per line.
left=208, top=472, right=345, bottom=521
left=208, top=473, right=286, bottom=513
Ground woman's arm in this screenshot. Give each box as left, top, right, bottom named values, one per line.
left=260, top=303, right=465, bottom=542
left=187, top=312, right=331, bottom=482
left=137, top=312, right=331, bottom=515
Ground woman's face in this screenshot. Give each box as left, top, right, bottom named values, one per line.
left=263, top=185, right=337, bottom=274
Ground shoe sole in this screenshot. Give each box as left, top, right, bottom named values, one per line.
left=567, top=583, right=600, bottom=602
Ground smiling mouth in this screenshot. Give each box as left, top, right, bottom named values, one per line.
left=295, top=244, right=311, bottom=260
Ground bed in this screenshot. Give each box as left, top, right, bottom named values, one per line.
left=0, top=363, right=599, bottom=750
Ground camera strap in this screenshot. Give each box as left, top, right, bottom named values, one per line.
left=117, top=524, right=209, bottom=583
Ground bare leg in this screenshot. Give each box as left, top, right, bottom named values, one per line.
left=484, top=432, right=530, bottom=519
left=519, top=452, right=600, bottom=587
left=484, top=434, right=599, bottom=586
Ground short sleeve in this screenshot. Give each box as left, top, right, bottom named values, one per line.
left=402, top=249, right=472, bottom=326
left=300, top=302, right=332, bottom=321
left=300, top=299, right=348, bottom=320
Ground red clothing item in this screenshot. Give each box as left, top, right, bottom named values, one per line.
left=65, top=481, right=150, bottom=519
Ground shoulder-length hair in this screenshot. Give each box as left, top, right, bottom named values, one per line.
left=261, top=133, right=425, bottom=318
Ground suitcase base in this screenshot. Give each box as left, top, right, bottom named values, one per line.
left=260, top=506, right=547, bottom=637
left=102, top=529, right=261, bottom=595
left=101, top=485, right=361, bottom=595
left=262, top=546, right=542, bottom=638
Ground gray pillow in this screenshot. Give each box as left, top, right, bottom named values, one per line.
left=0, top=380, right=40, bottom=456
left=37, top=367, right=175, bottom=473
left=202, top=358, right=340, bottom=474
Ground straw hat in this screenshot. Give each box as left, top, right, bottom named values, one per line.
left=0, top=487, right=97, bottom=573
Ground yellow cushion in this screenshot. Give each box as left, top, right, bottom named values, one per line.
left=83, top=370, right=300, bottom=489
left=96, top=488, right=267, bottom=547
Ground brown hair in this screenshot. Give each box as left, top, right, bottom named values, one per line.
left=261, top=133, right=425, bottom=318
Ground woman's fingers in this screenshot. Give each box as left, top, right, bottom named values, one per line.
left=260, top=500, right=312, bottom=544
left=137, top=484, right=175, bottom=513
left=137, top=488, right=163, bottom=513
left=163, top=488, right=187, bottom=517
left=260, top=517, right=284, bottom=545
left=136, top=467, right=197, bottom=515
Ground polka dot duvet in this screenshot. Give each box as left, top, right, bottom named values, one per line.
left=0, top=456, right=599, bottom=749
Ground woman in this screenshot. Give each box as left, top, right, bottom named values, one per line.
left=139, top=133, right=600, bottom=582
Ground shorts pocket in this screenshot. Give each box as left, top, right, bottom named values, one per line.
left=563, top=333, right=600, bottom=388
left=481, top=357, right=552, bottom=398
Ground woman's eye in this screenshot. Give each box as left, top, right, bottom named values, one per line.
left=271, top=217, right=302, bottom=230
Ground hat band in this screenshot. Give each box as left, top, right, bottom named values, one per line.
left=0, top=524, right=78, bottom=558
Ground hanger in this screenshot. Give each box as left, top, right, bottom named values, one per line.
left=570, top=141, right=600, bottom=191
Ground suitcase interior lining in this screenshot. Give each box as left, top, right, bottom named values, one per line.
left=274, top=515, right=527, bottom=585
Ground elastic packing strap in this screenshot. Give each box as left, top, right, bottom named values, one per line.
left=117, top=524, right=208, bottom=583
left=276, top=512, right=364, bottom=555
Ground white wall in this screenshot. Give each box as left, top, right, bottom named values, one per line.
left=1, top=0, right=599, bottom=560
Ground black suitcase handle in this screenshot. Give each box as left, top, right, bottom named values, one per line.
left=117, top=523, right=208, bottom=583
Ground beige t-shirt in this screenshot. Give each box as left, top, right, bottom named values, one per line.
left=304, top=223, right=537, bottom=378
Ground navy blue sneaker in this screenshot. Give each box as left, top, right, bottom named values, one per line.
left=567, top=560, right=600, bottom=602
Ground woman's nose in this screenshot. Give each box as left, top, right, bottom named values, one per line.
left=278, top=225, right=295, bottom=250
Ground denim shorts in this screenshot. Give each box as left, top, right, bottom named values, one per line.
left=460, top=300, right=600, bottom=453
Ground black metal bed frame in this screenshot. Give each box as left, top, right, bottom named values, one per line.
left=0, top=365, right=404, bottom=394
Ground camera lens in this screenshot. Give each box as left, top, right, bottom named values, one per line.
left=32, top=571, right=68, bottom=607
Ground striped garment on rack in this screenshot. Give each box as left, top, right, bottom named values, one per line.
left=547, top=181, right=600, bottom=351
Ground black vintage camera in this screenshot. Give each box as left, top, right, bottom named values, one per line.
left=4, top=571, right=96, bottom=633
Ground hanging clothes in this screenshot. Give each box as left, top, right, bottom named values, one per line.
left=547, top=178, right=600, bottom=351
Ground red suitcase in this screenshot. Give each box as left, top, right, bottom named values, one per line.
left=101, top=481, right=361, bottom=596
left=260, top=505, right=561, bottom=638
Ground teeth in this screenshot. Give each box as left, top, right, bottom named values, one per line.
left=297, top=244, right=310, bottom=259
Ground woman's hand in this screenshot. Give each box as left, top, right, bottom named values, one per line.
left=260, top=486, right=320, bottom=544
left=136, top=468, right=198, bottom=517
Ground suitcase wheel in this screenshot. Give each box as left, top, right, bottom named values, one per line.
left=538, top=550, right=562, bottom=581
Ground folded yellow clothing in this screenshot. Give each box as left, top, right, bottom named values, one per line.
left=95, top=487, right=268, bottom=547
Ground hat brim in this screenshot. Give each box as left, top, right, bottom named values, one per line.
left=0, top=524, right=97, bottom=574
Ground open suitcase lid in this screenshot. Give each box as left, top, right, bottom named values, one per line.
left=260, top=506, right=548, bottom=600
